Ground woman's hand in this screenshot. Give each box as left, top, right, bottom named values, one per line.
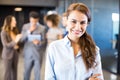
left=14, top=45, right=19, bottom=50
left=89, top=74, right=101, bottom=80
left=15, top=34, right=22, bottom=43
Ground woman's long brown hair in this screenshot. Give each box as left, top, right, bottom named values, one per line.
left=2, top=15, right=19, bottom=35
left=66, top=3, right=96, bottom=70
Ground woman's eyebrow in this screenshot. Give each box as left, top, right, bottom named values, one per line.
left=71, top=18, right=86, bottom=22
left=70, top=18, right=77, bottom=21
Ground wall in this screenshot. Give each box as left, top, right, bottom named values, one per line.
left=0, top=0, right=57, bottom=7
left=79, top=0, right=119, bottom=49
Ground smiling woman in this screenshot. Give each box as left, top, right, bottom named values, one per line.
left=45, top=3, right=104, bottom=80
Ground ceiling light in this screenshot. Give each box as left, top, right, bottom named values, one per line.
left=14, top=7, right=22, bottom=12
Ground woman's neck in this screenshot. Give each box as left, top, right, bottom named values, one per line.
left=67, top=35, right=80, bottom=56
left=51, top=26, right=58, bottom=28
left=68, top=35, right=79, bottom=43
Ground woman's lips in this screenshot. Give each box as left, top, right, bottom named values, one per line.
left=72, top=30, right=82, bottom=35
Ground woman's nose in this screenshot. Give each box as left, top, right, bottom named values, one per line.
left=75, top=22, right=81, bottom=30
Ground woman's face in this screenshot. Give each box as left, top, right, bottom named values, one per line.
left=46, top=20, right=53, bottom=28
left=66, top=10, right=88, bottom=40
left=11, top=17, right=16, bottom=28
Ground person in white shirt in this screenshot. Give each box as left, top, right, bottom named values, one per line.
left=45, top=3, right=104, bottom=80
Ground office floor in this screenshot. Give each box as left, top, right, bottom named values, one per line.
left=0, top=48, right=120, bottom=80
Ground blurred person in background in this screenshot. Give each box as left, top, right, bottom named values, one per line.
left=20, top=11, right=46, bottom=80
left=61, top=12, right=68, bottom=37
left=44, top=11, right=63, bottom=46
left=1, top=15, right=22, bottom=80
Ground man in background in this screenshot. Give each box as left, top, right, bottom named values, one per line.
left=21, top=11, right=46, bottom=80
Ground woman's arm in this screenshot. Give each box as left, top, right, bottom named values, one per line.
left=1, top=30, right=16, bottom=49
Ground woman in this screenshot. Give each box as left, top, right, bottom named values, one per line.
left=44, top=11, right=63, bottom=45
left=45, top=3, right=104, bottom=80
left=1, top=15, right=22, bottom=80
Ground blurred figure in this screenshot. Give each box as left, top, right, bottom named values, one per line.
left=115, top=34, right=119, bottom=50
left=62, top=12, right=68, bottom=37
left=21, top=11, right=46, bottom=80
left=45, top=3, right=104, bottom=80
left=62, top=12, right=67, bottom=27
left=115, top=34, right=118, bottom=58
left=1, top=15, right=22, bottom=80
left=44, top=11, right=63, bottom=45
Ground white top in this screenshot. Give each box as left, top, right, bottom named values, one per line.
left=45, top=36, right=104, bottom=80
left=46, top=27, right=63, bottom=44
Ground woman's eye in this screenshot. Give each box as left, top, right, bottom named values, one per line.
left=71, top=20, right=76, bottom=24
left=80, top=21, right=86, bottom=25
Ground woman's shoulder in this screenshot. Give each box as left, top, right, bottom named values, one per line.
left=96, top=46, right=100, bottom=51
left=49, top=39, right=64, bottom=47
left=1, top=30, right=7, bottom=34
left=95, top=46, right=101, bottom=60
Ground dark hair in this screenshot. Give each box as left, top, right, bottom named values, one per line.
left=29, top=11, right=39, bottom=18
left=2, top=15, right=19, bottom=35
left=44, top=14, right=60, bottom=27
left=66, top=3, right=96, bottom=70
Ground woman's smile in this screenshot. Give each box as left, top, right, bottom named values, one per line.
left=72, top=29, right=82, bottom=35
